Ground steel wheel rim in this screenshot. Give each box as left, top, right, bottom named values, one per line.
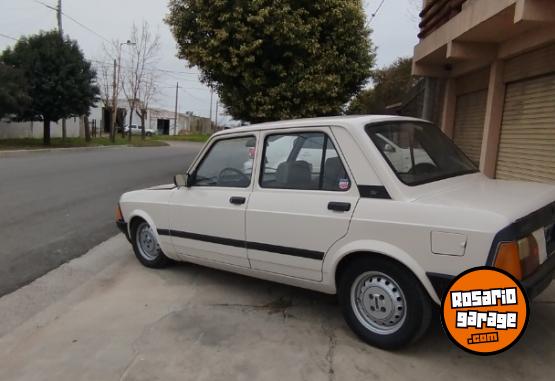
left=350, top=271, right=407, bottom=335
left=136, top=223, right=160, bottom=261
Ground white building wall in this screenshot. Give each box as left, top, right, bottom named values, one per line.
left=0, top=117, right=81, bottom=139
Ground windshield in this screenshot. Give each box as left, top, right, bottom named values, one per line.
left=366, top=121, right=478, bottom=186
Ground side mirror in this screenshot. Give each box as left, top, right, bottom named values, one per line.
left=383, top=143, right=396, bottom=154
left=174, top=173, right=193, bottom=188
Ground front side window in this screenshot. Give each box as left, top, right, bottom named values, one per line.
left=193, top=136, right=256, bottom=188
left=260, top=132, right=351, bottom=191
left=366, top=122, right=477, bottom=186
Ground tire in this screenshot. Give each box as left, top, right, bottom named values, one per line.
left=131, top=219, right=172, bottom=268
left=146, top=132, right=152, bottom=137
left=338, top=257, right=431, bottom=350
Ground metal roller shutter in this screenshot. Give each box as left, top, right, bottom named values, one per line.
left=453, top=90, right=487, bottom=165
left=496, top=74, right=555, bottom=183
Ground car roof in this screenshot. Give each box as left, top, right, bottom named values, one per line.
left=214, top=115, right=428, bottom=136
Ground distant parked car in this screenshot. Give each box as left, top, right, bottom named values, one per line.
left=124, top=124, right=156, bottom=137
left=115, top=116, right=555, bottom=350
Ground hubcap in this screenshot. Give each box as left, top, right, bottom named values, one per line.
left=136, top=223, right=160, bottom=261
left=350, top=271, right=406, bottom=334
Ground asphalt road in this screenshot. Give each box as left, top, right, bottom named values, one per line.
left=0, top=142, right=202, bottom=296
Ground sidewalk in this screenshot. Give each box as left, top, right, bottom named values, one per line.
left=0, top=235, right=554, bottom=381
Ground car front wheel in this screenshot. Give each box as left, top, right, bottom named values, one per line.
left=338, top=257, right=431, bottom=349
left=131, top=220, right=172, bottom=268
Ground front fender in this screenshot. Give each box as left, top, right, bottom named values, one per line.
left=324, top=239, right=441, bottom=304
left=127, top=209, right=162, bottom=244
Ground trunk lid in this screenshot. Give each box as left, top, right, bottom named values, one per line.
left=415, top=176, right=555, bottom=223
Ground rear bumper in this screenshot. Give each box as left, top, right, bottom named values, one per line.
left=522, top=254, right=555, bottom=299
left=427, top=255, right=555, bottom=302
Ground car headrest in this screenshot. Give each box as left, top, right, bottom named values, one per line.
left=276, top=161, right=312, bottom=188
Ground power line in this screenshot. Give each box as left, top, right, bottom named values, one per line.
left=91, top=59, right=200, bottom=76
left=60, top=11, right=111, bottom=43
left=32, top=0, right=111, bottom=43
left=368, top=0, right=386, bottom=24
left=0, top=33, right=18, bottom=41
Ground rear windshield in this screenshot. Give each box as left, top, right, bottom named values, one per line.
left=366, top=121, right=478, bottom=186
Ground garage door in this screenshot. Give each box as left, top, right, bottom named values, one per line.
left=496, top=74, right=555, bottom=183
left=453, top=90, right=487, bottom=165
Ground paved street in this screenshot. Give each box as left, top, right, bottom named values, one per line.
left=0, top=142, right=202, bottom=296
left=0, top=235, right=554, bottom=381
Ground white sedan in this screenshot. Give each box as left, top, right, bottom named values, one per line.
left=116, top=115, right=555, bottom=349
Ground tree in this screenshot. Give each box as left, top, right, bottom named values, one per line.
left=96, top=41, right=124, bottom=142
left=166, top=0, right=374, bottom=123
left=135, top=72, right=158, bottom=140
left=1, top=31, right=99, bottom=145
left=122, top=21, right=160, bottom=141
left=348, top=57, right=417, bottom=115
left=0, top=62, right=30, bottom=119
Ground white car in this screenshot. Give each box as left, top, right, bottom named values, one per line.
left=124, top=124, right=156, bottom=136
left=116, top=116, right=555, bottom=349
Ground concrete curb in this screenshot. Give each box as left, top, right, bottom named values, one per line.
left=0, top=144, right=155, bottom=157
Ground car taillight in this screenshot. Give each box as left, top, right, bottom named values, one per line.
left=115, top=204, right=124, bottom=222
left=494, top=235, right=539, bottom=280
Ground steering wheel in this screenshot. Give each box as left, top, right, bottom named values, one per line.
left=409, top=163, right=438, bottom=175
left=218, top=167, right=250, bottom=185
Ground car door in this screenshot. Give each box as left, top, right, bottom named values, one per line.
left=167, top=134, right=258, bottom=268
left=246, top=127, right=359, bottom=281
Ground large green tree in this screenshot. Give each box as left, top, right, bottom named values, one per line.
left=348, top=57, right=417, bottom=115
left=1, top=31, right=99, bottom=145
left=167, top=0, right=374, bottom=123
left=0, top=63, right=30, bottom=119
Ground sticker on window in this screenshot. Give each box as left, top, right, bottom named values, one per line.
left=338, top=179, right=350, bottom=190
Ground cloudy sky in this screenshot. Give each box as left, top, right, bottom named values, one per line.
left=0, top=0, right=420, bottom=125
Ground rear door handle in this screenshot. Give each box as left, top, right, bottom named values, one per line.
left=328, top=202, right=351, bottom=212
left=230, top=196, right=246, bottom=205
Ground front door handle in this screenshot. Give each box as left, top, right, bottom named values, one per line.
left=328, top=202, right=351, bottom=212
left=230, top=196, right=246, bottom=205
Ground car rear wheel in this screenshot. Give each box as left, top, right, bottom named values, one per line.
left=131, top=220, right=172, bottom=268
left=338, top=257, right=431, bottom=349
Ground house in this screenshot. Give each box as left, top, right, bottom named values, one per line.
left=413, top=0, right=555, bottom=184
left=0, top=101, right=213, bottom=140
left=89, top=103, right=213, bottom=136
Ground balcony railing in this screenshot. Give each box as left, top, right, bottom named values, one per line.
left=418, top=0, right=467, bottom=39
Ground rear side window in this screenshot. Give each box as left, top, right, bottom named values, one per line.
left=193, top=136, right=256, bottom=188
left=260, top=132, right=350, bottom=191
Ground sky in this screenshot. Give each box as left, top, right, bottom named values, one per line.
left=0, top=0, right=420, bottom=125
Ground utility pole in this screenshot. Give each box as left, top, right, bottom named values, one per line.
left=209, top=87, right=214, bottom=125
left=57, top=0, right=63, bottom=38
left=174, top=82, right=179, bottom=136
left=215, top=101, right=219, bottom=132
left=57, top=0, right=68, bottom=141
left=111, top=58, right=117, bottom=142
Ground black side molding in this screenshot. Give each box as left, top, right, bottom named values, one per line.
left=157, top=229, right=325, bottom=260
left=358, top=185, right=391, bottom=199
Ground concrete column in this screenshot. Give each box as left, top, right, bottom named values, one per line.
left=421, top=77, right=434, bottom=121
left=479, top=60, right=506, bottom=178
left=440, top=78, right=457, bottom=138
